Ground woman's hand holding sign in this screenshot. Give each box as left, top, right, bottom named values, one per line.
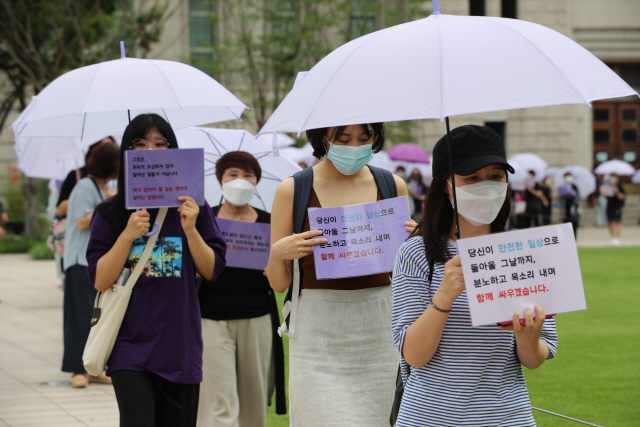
left=123, top=209, right=151, bottom=242
left=499, top=303, right=550, bottom=370
left=271, top=230, right=327, bottom=261
left=433, top=255, right=466, bottom=310
left=178, top=196, right=200, bottom=235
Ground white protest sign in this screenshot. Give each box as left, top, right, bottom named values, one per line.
left=457, top=223, right=586, bottom=327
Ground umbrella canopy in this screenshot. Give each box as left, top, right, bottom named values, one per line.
left=258, top=4, right=636, bottom=136
left=554, top=166, right=596, bottom=198
left=632, top=169, right=640, bottom=185
left=13, top=97, right=122, bottom=180
left=254, top=133, right=296, bottom=147
left=593, top=160, right=636, bottom=176
left=11, top=44, right=248, bottom=141
left=388, top=143, right=430, bottom=164
left=368, top=151, right=433, bottom=185
left=507, top=153, right=548, bottom=181
left=174, top=127, right=301, bottom=212
left=506, top=160, right=530, bottom=192
left=278, top=144, right=317, bottom=168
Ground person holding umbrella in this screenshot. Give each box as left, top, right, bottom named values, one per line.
left=392, top=125, right=557, bottom=427
left=266, top=123, right=414, bottom=426
left=86, top=114, right=227, bottom=426
left=197, top=151, right=285, bottom=426
left=600, top=173, right=626, bottom=246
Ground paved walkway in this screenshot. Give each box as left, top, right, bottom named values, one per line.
left=0, top=226, right=638, bottom=426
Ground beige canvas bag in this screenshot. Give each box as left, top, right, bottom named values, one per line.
left=83, top=208, right=168, bottom=376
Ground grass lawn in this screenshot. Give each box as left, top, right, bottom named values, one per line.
left=266, top=247, right=640, bottom=427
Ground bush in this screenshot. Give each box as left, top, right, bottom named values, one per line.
left=29, top=242, right=55, bottom=260
left=0, top=235, right=38, bottom=253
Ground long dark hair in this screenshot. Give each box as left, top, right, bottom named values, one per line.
left=96, top=113, right=179, bottom=235
left=412, top=170, right=511, bottom=263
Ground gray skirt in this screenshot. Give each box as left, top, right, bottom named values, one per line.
left=289, top=286, right=399, bottom=427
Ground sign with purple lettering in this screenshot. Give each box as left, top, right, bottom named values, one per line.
left=308, top=197, right=410, bottom=280
left=457, top=223, right=586, bottom=327
left=125, top=148, right=205, bottom=209
left=217, top=218, right=271, bottom=270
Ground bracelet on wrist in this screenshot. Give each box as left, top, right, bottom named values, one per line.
left=430, top=298, right=452, bottom=313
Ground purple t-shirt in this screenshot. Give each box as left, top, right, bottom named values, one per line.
left=86, top=200, right=226, bottom=384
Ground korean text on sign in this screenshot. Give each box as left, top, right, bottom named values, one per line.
left=217, top=218, right=271, bottom=270
left=457, top=223, right=586, bottom=326
left=308, top=197, right=410, bottom=280
left=125, top=148, right=205, bottom=209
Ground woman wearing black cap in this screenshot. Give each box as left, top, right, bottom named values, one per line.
left=391, top=125, right=558, bottom=427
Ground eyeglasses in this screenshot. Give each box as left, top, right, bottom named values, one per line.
left=131, top=137, right=169, bottom=150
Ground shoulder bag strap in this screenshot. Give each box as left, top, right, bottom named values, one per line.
left=122, top=208, right=169, bottom=290
left=89, top=177, right=105, bottom=201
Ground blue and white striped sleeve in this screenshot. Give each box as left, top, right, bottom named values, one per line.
left=392, top=238, right=431, bottom=358
left=540, top=317, right=558, bottom=359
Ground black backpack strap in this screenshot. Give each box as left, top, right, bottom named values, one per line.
left=366, top=164, right=397, bottom=199
left=279, top=167, right=314, bottom=337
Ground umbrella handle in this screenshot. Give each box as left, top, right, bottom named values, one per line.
left=136, top=208, right=159, bottom=237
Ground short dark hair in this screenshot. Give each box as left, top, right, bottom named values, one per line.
left=215, top=151, right=262, bottom=183
left=86, top=142, right=119, bottom=179
left=306, top=124, right=386, bottom=159
left=412, top=170, right=511, bottom=263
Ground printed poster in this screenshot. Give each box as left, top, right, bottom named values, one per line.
left=308, top=197, right=411, bottom=279
left=457, top=223, right=587, bottom=326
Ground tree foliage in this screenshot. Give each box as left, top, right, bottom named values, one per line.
left=196, top=0, right=429, bottom=132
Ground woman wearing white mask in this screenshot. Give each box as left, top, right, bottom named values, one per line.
left=392, top=125, right=558, bottom=427
left=197, top=151, right=285, bottom=427
left=267, top=124, right=415, bottom=426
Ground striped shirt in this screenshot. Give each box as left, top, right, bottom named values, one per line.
left=392, top=237, right=558, bottom=427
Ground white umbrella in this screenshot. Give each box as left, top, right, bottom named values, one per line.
left=11, top=43, right=248, bottom=141
left=507, top=160, right=529, bottom=192
left=254, top=133, right=296, bottom=147
left=554, top=166, right=596, bottom=198
left=593, top=160, right=636, bottom=176
left=257, top=0, right=637, bottom=237
left=278, top=145, right=317, bottom=168
left=174, top=127, right=301, bottom=212
left=258, top=3, right=636, bottom=136
left=632, top=169, right=640, bottom=185
left=507, top=153, right=548, bottom=181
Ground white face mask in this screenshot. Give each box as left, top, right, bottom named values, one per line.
left=222, top=179, right=256, bottom=206
left=564, top=175, right=574, bottom=184
left=448, top=180, right=508, bottom=226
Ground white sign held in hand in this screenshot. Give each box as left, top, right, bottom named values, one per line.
left=457, top=223, right=587, bottom=327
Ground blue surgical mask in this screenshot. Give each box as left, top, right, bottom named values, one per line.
left=325, top=137, right=373, bottom=175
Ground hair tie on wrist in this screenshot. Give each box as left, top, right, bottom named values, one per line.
left=430, top=298, right=452, bottom=313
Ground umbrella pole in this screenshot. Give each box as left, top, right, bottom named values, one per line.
left=445, top=117, right=461, bottom=240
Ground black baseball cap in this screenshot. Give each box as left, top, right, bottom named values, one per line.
left=432, top=125, right=515, bottom=176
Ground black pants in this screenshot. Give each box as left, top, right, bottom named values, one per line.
left=111, top=370, right=200, bottom=427
left=62, top=264, right=97, bottom=373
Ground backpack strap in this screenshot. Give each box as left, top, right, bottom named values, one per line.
left=278, top=167, right=314, bottom=339
left=366, top=164, right=397, bottom=199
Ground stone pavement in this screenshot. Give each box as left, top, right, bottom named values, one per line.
left=0, top=226, right=638, bottom=426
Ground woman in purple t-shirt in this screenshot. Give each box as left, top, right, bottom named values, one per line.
left=86, top=114, right=226, bottom=427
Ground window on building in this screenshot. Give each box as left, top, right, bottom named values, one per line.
left=485, top=121, right=506, bottom=146
left=608, top=63, right=640, bottom=89
left=621, top=108, right=638, bottom=122
left=594, top=130, right=610, bottom=143
left=469, top=0, right=485, bottom=16
left=350, top=1, right=377, bottom=40
left=594, top=109, right=609, bottom=122
left=501, top=0, right=517, bottom=18
left=622, top=129, right=637, bottom=143
left=594, top=151, right=609, bottom=163
left=189, top=0, right=217, bottom=76
left=623, top=150, right=637, bottom=163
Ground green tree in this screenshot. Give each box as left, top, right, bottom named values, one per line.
left=0, top=0, right=182, bottom=237
left=194, top=0, right=428, bottom=132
